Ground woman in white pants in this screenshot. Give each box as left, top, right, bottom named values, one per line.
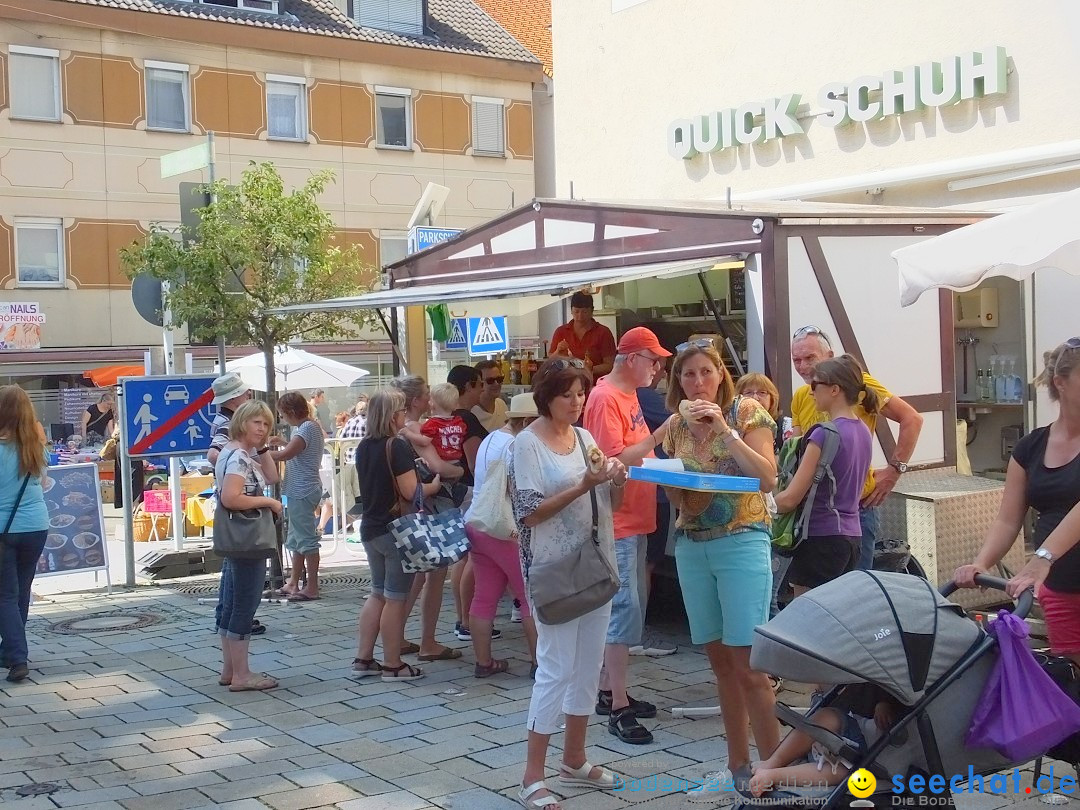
left=510, top=357, right=627, bottom=810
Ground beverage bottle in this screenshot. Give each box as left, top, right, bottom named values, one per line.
left=528, top=352, right=539, bottom=381
left=510, top=355, right=522, bottom=385
left=500, top=352, right=511, bottom=380
left=1007, top=357, right=1023, bottom=403
left=975, top=369, right=985, bottom=402
left=521, top=352, right=532, bottom=385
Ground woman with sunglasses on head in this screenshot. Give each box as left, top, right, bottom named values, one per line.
left=659, top=340, right=780, bottom=803
left=773, top=355, right=877, bottom=597
left=512, top=357, right=627, bottom=810
left=956, top=338, right=1080, bottom=666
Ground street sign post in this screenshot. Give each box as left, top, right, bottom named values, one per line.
left=408, top=226, right=463, bottom=255
left=467, top=316, right=509, bottom=355
left=445, top=318, right=468, bottom=350
left=121, top=375, right=217, bottom=458
left=161, top=141, right=213, bottom=179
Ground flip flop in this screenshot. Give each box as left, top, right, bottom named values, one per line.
left=228, top=673, right=278, bottom=692
left=417, top=647, right=463, bottom=662
left=287, top=593, right=320, bottom=602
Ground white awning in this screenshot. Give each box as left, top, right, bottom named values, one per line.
left=894, top=187, right=1080, bottom=307
left=270, top=258, right=723, bottom=317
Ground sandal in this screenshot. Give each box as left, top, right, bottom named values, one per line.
left=417, top=646, right=462, bottom=662
left=768, top=675, right=783, bottom=694
left=519, top=781, right=560, bottom=808
left=596, top=690, right=657, bottom=719
left=381, top=662, right=424, bottom=682
left=400, top=642, right=420, bottom=655
left=608, top=706, right=654, bottom=745
left=351, top=658, right=383, bottom=678
left=558, top=761, right=622, bottom=790
left=228, top=673, right=278, bottom=692
left=474, top=658, right=510, bottom=678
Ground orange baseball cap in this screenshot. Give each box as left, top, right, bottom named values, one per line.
left=617, top=327, right=672, bottom=357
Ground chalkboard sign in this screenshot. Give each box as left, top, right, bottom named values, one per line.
left=37, top=463, right=109, bottom=578
left=728, top=268, right=746, bottom=313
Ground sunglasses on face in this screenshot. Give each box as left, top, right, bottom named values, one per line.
left=676, top=338, right=715, bottom=354
left=809, top=380, right=836, bottom=391
left=484, top=376, right=504, bottom=385
left=631, top=352, right=663, bottom=368
left=793, top=325, right=833, bottom=348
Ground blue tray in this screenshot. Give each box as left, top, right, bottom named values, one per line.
left=628, top=466, right=760, bottom=493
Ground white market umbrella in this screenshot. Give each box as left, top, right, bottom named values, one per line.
left=894, top=187, right=1080, bottom=307
left=224, top=346, right=369, bottom=392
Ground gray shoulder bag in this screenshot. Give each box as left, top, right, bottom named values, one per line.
left=526, top=428, right=620, bottom=625
left=212, top=448, right=277, bottom=560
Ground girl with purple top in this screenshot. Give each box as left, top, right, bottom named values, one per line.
left=774, top=355, right=877, bottom=596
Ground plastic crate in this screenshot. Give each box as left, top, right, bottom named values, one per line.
left=143, top=489, right=187, bottom=514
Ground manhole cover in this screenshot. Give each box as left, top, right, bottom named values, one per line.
left=16, top=783, right=61, bottom=796
left=162, top=572, right=370, bottom=595
left=49, top=611, right=163, bottom=635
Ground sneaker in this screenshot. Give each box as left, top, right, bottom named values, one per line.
left=629, top=636, right=678, bottom=656
left=511, top=599, right=523, bottom=623
left=455, top=622, right=501, bottom=641
left=686, top=768, right=734, bottom=805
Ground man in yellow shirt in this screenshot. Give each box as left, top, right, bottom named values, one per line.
left=789, top=326, right=924, bottom=570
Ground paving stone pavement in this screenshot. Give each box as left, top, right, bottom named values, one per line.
left=1, top=566, right=1069, bottom=809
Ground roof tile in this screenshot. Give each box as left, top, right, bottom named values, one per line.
left=474, top=0, right=551, bottom=76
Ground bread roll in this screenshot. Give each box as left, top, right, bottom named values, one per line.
left=587, top=445, right=606, bottom=473
left=679, top=399, right=706, bottom=423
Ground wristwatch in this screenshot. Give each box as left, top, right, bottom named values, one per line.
left=1034, top=548, right=1055, bottom=563
left=256, top=447, right=270, bottom=456
left=889, top=459, right=909, bottom=473
left=722, top=429, right=741, bottom=442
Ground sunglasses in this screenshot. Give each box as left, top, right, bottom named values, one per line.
left=793, top=325, right=833, bottom=348
left=631, top=352, right=663, bottom=368
left=547, top=357, right=585, bottom=370
left=1064, top=337, right=1080, bottom=350
left=676, top=338, right=715, bottom=353
left=809, top=380, right=836, bottom=391
left=484, top=376, right=504, bottom=385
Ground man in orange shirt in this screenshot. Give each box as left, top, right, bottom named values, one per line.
left=583, top=326, right=671, bottom=745
left=550, top=291, right=617, bottom=377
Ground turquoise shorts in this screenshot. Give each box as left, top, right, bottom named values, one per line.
left=674, top=528, right=772, bottom=647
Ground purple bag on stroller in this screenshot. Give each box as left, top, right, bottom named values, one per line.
left=966, top=610, right=1080, bottom=761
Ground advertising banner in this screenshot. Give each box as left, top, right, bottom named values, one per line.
left=0, top=302, right=45, bottom=350
left=37, top=463, right=110, bottom=578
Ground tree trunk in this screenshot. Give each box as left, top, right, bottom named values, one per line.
left=260, top=339, right=285, bottom=591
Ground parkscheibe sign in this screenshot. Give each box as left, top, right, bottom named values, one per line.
left=667, top=46, right=1007, bottom=160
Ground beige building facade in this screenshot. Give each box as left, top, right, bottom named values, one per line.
left=0, top=0, right=542, bottom=426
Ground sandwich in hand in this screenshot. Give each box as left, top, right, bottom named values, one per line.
left=587, top=444, right=606, bottom=473
left=679, top=399, right=709, bottom=423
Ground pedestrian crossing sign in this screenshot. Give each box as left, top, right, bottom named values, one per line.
left=467, top=316, right=509, bottom=355
left=445, top=318, right=467, bottom=350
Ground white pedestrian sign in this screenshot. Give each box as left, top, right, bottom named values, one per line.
left=121, top=375, right=218, bottom=458
left=445, top=318, right=467, bottom=350
left=467, top=316, right=509, bottom=355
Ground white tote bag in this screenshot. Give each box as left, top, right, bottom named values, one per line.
left=465, top=441, right=516, bottom=540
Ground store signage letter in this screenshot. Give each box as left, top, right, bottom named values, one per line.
left=668, top=46, right=1007, bottom=159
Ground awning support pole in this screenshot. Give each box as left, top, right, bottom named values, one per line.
left=377, top=309, right=406, bottom=376
left=696, top=271, right=745, bottom=377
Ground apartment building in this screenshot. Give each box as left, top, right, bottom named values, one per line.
left=0, top=0, right=542, bottom=424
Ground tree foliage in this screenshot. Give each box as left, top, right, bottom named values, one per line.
left=121, top=162, right=376, bottom=402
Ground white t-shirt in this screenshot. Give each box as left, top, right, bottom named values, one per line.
left=472, top=399, right=509, bottom=432
left=509, top=427, right=615, bottom=579
left=465, top=428, right=515, bottom=523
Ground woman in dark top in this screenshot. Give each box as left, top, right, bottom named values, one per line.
left=83, top=392, right=114, bottom=440
left=957, top=338, right=1080, bottom=664
left=352, top=389, right=442, bottom=682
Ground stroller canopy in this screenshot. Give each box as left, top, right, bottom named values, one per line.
left=751, top=571, right=982, bottom=705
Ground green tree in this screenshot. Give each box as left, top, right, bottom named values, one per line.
left=121, top=161, right=375, bottom=405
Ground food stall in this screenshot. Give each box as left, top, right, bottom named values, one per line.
left=274, top=198, right=1006, bottom=586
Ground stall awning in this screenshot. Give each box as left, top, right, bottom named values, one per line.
left=271, top=258, right=727, bottom=317
left=84, top=365, right=145, bottom=387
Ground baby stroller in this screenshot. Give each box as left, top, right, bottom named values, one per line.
left=744, top=570, right=1035, bottom=810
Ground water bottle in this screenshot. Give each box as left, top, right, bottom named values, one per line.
left=1007, top=357, right=1023, bottom=403
left=993, top=356, right=1008, bottom=402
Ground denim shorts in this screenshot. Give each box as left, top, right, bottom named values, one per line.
left=606, top=534, right=647, bottom=646
left=216, top=557, right=265, bottom=640
left=285, top=491, right=322, bottom=556
left=363, top=532, right=415, bottom=601
left=674, top=528, right=772, bottom=647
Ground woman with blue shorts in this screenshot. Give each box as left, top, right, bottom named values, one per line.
left=660, top=342, right=781, bottom=803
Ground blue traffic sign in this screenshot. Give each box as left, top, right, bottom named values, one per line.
left=121, top=375, right=218, bottom=458
left=445, top=318, right=468, bottom=350
left=408, top=226, right=463, bottom=255
left=467, top=316, right=509, bottom=356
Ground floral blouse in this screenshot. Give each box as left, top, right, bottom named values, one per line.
left=662, top=396, right=774, bottom=540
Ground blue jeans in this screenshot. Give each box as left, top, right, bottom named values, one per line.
left=0, top=530, right=47, bottom=667
left=858, top=506, right=880, bottom=571
left=216, top=558, right=266, bottom=640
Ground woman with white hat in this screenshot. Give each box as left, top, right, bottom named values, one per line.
left=465, top=393, right=539, bottom=678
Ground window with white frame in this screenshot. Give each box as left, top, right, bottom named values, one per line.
left=15, top=219, right=64, bottom=287
left=355, top=0, right=424, bottom=37
left=379, top=232, right=408, bottom=270
left=375, top=87, right=411, bottom=148
left=266, top=75, right=307, bottom=141
left=145, top=61, right=190, bottom=132
left=471, top=96, right=506, bottom=157
left=9, top=46, right=61, bottom=122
